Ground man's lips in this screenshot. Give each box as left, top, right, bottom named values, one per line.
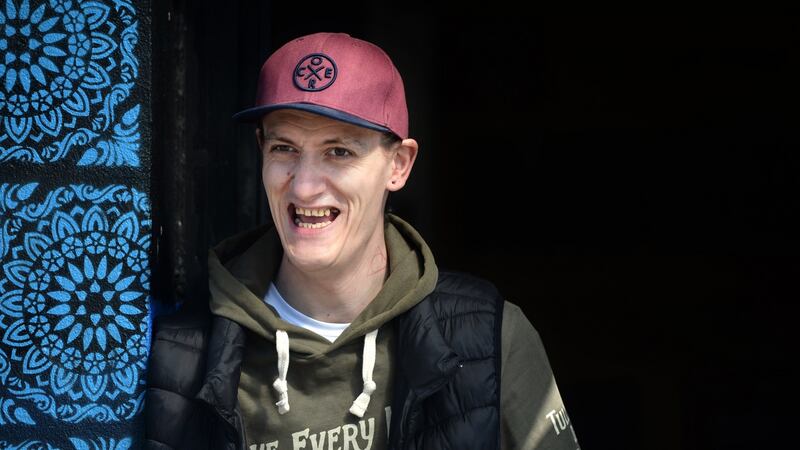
left=288, top=203, right=341, bottom=230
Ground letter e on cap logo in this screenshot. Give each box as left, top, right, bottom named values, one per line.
left=293, top=53, right=338, bottom=91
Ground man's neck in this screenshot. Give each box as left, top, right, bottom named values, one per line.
left=274, top=231, right=388, bottom=324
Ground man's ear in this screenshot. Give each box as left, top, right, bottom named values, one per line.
left=255, top=125, right=264, bottom=147
left=387, top=138, right=419, bottom=192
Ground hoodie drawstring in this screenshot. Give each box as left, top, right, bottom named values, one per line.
left=349, top=329, right=378, bottom=418
left=272, top=330, right=290, bottom=414
left=271, top=328, right=379, bottom=418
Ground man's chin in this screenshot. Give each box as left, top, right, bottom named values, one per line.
left=284, top=250, right=339, bottom=273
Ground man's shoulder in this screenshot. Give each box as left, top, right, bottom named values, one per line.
left=425, top=270, right=505, bottom=322
left=433, top=269, right=504, bottom=303
left=146, top=301, right=217, bottom=449
left=150, top=299, right=213, bottom=352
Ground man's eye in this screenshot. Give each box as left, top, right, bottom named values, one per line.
left=270, top=145, right=295, bottom=153
left=329, top=147, right=353, bottom=157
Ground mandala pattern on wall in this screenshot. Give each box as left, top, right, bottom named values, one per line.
left=0, top=0, right=140, bottom=166
left=0, top=436, right=131, bottom=450
left=0, top=183, right=150, bottom=423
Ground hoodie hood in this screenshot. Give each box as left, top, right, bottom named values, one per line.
left=207, top=213, right=438, bottom=356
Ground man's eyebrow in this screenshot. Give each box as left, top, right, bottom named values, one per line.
left=321, top=137, right=367, bottom=150
left=262, top=132, right=298, bottom=146
left=263, top=132, right=366, bottom=150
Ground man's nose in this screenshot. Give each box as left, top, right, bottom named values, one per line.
left=289, top=156, right=326, bottom=200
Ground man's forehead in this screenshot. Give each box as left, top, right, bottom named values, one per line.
left=261, top=110, right=378, bottom=148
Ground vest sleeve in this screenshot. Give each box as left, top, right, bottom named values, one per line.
left=500, top=301, right=581, bottom=450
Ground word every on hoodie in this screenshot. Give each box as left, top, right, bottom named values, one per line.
left=249, top=407, right=390, bottom=450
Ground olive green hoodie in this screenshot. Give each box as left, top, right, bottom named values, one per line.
left=207, top=214, right=580, bottom=450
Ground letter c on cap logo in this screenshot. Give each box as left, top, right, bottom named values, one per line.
left=293, top=53, right=338, bottom=92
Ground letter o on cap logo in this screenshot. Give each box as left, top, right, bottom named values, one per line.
left=293, top=53, right=338, bottom=92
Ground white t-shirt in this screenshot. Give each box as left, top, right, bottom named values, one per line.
left=264, top=282, right=349, bottom=343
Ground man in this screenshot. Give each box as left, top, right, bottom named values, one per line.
left=146, top=32, right=579, bottom=450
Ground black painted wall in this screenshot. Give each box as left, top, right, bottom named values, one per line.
left=156, top=5, right=799, bottom=449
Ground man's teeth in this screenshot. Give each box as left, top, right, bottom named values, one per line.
left=294, top=219, right=333, bottom=229
left=295, top=207, right=331, bottom=217
left=293, top=206, right=338, bottom=229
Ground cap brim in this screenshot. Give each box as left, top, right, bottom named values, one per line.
left=232, top=103, right=392, bottom=134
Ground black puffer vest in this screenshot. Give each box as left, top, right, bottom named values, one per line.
left=145, top=271, right=504, bottom=450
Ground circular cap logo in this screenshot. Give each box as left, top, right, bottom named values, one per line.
left=293, top=53, right=338, bottom=92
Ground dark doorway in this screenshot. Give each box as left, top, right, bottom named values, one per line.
left=152, top=5, right=800, bottom=448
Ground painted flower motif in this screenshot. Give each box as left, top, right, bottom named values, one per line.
left=0, top=0, right=68, bottom=97
left=0, top=0, right=102, bottom=144
left=0, top=437, right=130, bottom=450
left=32, top=250, right=145, bottom=373
left=1, top=201, right=150, bottom=404
left=0, top=0, right=140, bottom=167
left=70, top=436, right=133, bottom=450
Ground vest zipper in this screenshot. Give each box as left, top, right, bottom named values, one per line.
left=396, top=358, right=464, bottom=449
left=205, top=401, right=243, bottom=450
left=234, top=407, right=246, bottom=450
left=396, top=390, right=418, bottom=449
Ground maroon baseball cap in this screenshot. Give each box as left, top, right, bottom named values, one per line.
left=233, top=32, right=409, bottom=139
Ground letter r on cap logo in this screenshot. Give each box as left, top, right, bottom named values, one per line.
left=293, top=53, right=338, bottom=92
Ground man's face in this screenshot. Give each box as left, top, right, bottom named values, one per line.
left=258, top=109, right=402, bottom=273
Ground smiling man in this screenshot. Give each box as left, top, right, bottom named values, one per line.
left=146, top=32, right=580, bottom=450
left=256, top=109, right=415, bottom=326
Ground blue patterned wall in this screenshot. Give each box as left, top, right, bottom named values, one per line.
left=0, top=1, right=149, bottom=449
left=0, top=0, right=141, bottom=166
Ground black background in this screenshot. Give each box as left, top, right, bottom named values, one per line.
left=155, top=5, right=800, bottom=449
